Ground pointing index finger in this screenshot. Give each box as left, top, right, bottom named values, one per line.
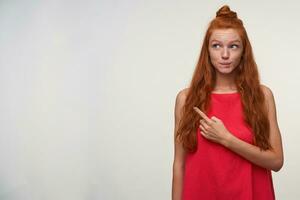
left=193, top=107, right=211, bottom=123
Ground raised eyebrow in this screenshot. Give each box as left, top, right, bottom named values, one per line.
left=210, top=39, right=241, bottom=43
left=210, top=39, right=221, bottom=43
left=229, top=40, right=241, bottom=43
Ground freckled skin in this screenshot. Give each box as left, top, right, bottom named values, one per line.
left=208, top=29, right=243, bottom=75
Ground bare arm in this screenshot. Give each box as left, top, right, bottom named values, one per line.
left=172, top=89, right=187, bottom=200
left=223, top=86, right=284, bottom=171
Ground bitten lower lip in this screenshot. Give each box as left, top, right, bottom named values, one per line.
left=220, top=63, right=231, bottom=65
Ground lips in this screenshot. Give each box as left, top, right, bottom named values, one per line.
left=220, top=62, right=231, bottom=65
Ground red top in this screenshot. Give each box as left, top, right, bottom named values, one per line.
left=182, top=92, right=275, bottom=200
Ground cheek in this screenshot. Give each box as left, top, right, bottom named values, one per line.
left=209, top=51, right=218, bottom=63
left=232, top=52, right=243, bottom=64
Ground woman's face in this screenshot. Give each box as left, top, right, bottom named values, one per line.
left=208, top=28, right=243, bottom=74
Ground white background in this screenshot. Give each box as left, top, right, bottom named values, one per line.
left=0, top=0, right=299, bottom=199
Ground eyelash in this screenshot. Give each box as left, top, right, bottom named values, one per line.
left=212, top=44, right=239, bottom=49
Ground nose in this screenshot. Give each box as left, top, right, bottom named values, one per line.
left=221, top=48, right=229, bottom=59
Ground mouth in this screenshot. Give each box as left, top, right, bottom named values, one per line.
left=219, top=62, right=232, bottom=65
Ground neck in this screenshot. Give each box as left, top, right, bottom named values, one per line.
left=213, top=71, right=237, bottom=91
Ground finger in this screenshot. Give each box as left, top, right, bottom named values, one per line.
left=199, top=126, right=207, bottom=137
left=199, top=119, right=207, bottom=126
left=211, top=116, right=220, bottom=122
left=200, top=120, right=210, bottom=130
left=193, top=106, right=202, bottom=116
left=200, top=131, right=205, bottom=137
left=193, top=107, right=211, bottom=123
left=199, top=124, right=207, bottom=133
left=199, top=126, right=210, bottom=139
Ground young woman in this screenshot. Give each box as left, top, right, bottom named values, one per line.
left=172, top=5, right=284, bottom=200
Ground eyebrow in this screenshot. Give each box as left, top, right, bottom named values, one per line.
left=211, top=39, right=241, bottom=43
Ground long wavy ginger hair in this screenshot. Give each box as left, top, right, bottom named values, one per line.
left=176, top=5, right=271, bottom=153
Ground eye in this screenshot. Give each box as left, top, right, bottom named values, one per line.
left=212, top=44, right=221, bottom=48
left=230, top=44, right=239, bottom=49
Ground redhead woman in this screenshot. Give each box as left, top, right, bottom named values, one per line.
left=172, top=5, right=284, bottom=200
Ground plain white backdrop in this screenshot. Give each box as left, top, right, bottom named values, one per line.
left=0, top=0, right=299, bottom=199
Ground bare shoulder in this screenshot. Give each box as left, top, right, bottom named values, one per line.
left=260, top=84, right=274, bottom=99
left=260, top=84, right=276, bottom=111
left=175, top=88, right=189, bottom=107
left=174, top=88, right=189, bottom=120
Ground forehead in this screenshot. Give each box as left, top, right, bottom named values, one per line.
left=209, top=29, right=241, bottom=43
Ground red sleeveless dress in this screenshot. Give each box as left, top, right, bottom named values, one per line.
left=182, top=92, right=275, bottom=200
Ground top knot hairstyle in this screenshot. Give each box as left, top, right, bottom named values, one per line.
left=176, top=5, right=271, bottom=153
left=216, top=5, right=238, bottom=19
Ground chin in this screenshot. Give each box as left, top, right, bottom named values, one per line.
left=216, top=67, right=235, bottom=74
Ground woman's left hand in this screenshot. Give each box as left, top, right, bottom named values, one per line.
left=193, top=106, right=233, bottom=146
